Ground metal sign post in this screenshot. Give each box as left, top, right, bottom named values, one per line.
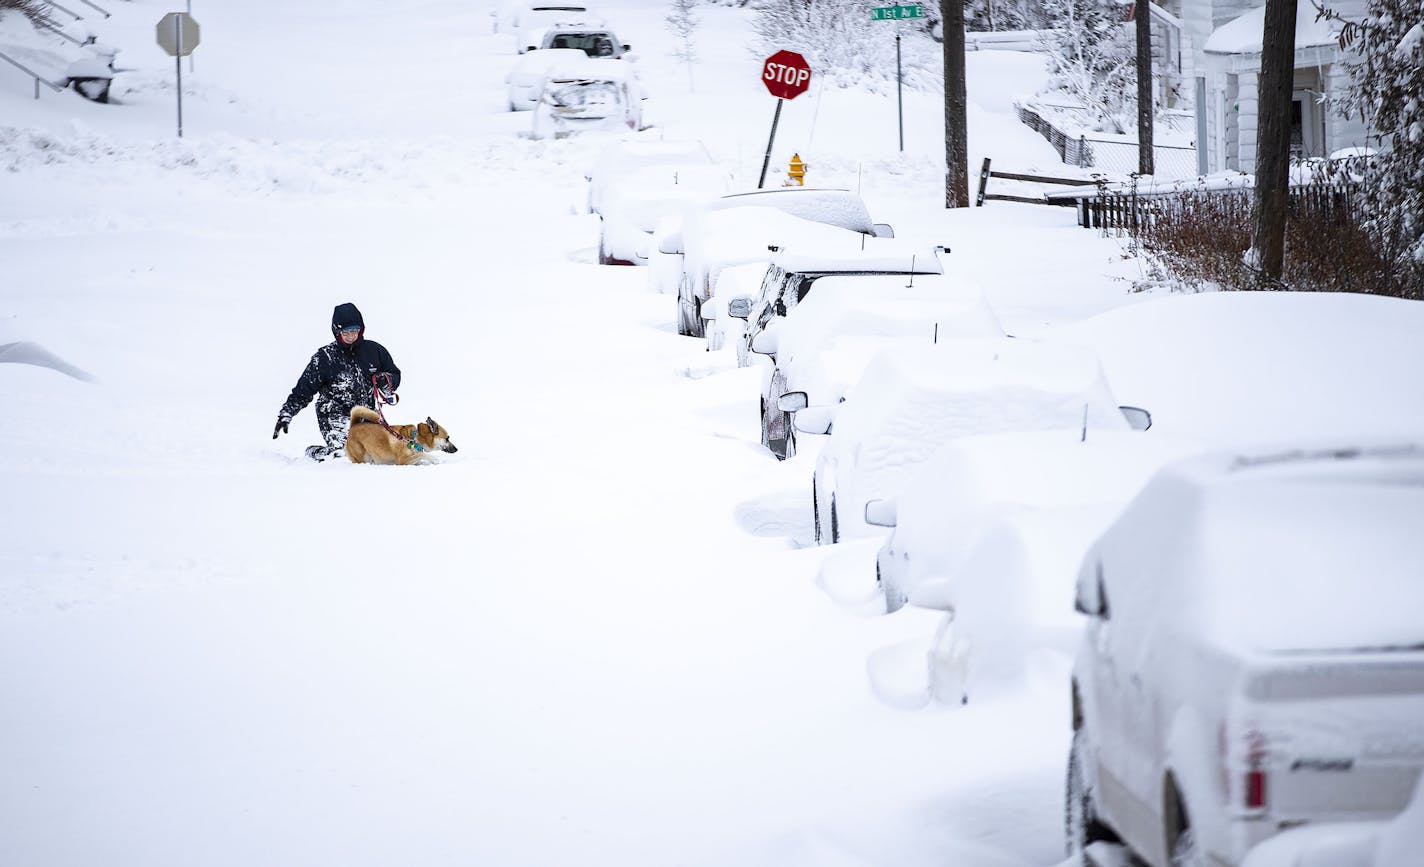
left=156, top=12, right=201, bottom=138
left=871, top=4, right=922, bottom=152
left=757, top=50, right=812, bottom=189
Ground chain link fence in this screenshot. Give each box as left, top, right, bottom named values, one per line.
left=1016, top=102, right=1199, bottom=179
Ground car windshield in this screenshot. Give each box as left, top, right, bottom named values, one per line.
left=549, top=33, right=614, bottom=55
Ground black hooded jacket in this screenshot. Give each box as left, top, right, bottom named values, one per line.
left=279, top=302, right=401, bottom=421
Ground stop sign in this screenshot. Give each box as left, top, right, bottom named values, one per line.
left=761, top=50, right=812, bottom=100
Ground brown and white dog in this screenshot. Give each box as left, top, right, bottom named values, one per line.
left=346, top=405, right=458, bottom=465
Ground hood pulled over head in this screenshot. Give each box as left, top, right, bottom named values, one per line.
left=331, top=302, right=365, bottom=343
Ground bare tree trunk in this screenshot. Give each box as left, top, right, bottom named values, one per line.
left=1250, top=0, right=1298, bottom=284
left=943, top=0, right=969, bottom=208
left=1135, top=0, right=1154, bottom=175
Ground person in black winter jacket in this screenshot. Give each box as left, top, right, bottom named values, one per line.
left=273, top=302, right=401, bottom=461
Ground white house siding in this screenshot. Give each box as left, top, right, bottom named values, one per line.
left=1183, top=0, right=1381, bottom=173
left=1325, top=61, right=1372, bottom=152
left=1237, top=70, right=1259, bottom=171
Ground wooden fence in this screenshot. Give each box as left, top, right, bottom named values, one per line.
left=975, top=158, right=1095, bottom=207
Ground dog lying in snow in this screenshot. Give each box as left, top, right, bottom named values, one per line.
left=345, top=406, right=457, bottom=465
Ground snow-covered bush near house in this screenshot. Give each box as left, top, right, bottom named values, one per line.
left=1051, top=291, right=1424, bottom=445
left=1322, top=0, right=1424, bottom=295
left=1036, top=0, right=1135, bottom=133
left=813, top=338, right=1129, bottom=542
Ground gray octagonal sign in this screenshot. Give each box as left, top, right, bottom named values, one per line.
left=156, top=12, right=200, bottom=57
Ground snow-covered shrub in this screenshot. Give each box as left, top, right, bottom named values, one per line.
left=1038, top=0, right=1136, bottom=133
left=750, top=0, right=943, bottom=92
left=1133, top=168, right=1401, bottom=295
left=1321, top=0, right=1424, bottom=297
left=666, top=0, right=699, bottom=90
left=0, top=0, right=44, bottom=24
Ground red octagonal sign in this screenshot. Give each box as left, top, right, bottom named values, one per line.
left=762, top=50, right=812, bottom=100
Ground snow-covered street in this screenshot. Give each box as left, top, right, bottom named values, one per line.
left=0, top=1, right=1289, bottom=864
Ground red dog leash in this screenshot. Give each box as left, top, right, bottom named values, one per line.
left=368, top=374, right=426, bottom=453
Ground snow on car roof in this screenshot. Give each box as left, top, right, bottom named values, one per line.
left=780, top=273, right=998, bottom=350
left=1089, top=441, right=1424, bottom=653
left=509, top=47, right=588, bottom=75
left=681, top=206, right=867, bottom=282
left=777, top=272, right=1003, bottom=402
left=1054, top=291, right=1424, bottom=445
left=600, top=165, right=732, bottom=232
left=769, top=238, right=945, bottom=275
left=544, top=56, right=636, bottom=84
left=827, top=339, right=1129, bottom=498
left=707, top=188, right=875, bottom=234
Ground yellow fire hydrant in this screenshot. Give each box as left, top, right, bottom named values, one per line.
left=785, top=153, right=807, bottom=186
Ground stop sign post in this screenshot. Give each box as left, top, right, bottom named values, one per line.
left=156, top=11, right=200, bottom=137
left=757, top=50, right=812, bottom=189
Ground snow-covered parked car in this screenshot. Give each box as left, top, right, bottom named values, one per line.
left=744, top=267, right=996, bottom=460
left=1054, top=291, right=1424, bottom=445
left=1066, top=441, right=1424, bottom=867
left=869, top=429, right=1200, bottom=609
left=509, top=4, right=602, bottom=52
left=667, top=205, right=875, bottom=338
left=728, top=239, right=951, bottom=367
left=530, top=58, right=645, bottom=140
left=658, top=187, right=896, bottom=337
left=595, top=164, right=731, bottom=265
left=1240, top=774, right=1423, bottom=867
left=505, top=48, right=588, bottom=111
left=811, top=339, right=1141, bottom=543
left=585, top=138, right=714, bottom=217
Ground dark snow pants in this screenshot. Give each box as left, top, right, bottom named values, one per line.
left=315, top=397, right=354, bottom=453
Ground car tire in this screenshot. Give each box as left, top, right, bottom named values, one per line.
left=882, top=564, right=907, bottom=613
left=1168, top=792, right=1204, bottom=867
left=812, top=478, right=822, bottom=545
left=598, top=219, right=612, bottom=266
left=1065, top=729, right=1114, bottom=857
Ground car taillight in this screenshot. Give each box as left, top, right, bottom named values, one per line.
left=1244, top=766, right=1267, bottom=810
left=1221, top=721, right=1269, bottom=813
left=1243, top=728, right=1269, bottom=811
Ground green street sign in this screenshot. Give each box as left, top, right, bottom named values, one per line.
left=871, top=4, right=924, bottom=20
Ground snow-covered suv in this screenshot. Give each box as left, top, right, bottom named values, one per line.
left=1067, top=442, right=1424, bottom=867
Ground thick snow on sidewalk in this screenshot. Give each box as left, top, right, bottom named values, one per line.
left=3, top=2, right=1191, bottom=866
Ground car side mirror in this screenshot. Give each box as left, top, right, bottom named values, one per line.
left=863, top=498, right=897, bottom=528
left=776, top=391, right=808, bottom=413
left=793, top=406, right=835, bottom=435
left=750, top=329, right=779, bottom=356
left=871, top=223, right=895, bottom=239
left=727, top=297, right=752, bottom=320
left=1119, top=406, right=1152, bottom=431
left=1074, top=561, right=1109, bottom=618
left=657, top=230, right=684, bottom=255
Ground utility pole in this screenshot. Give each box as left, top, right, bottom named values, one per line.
left=1135, top=0, right=1154, bottom=175
left=942, top=0, right=969, bottom=207
left=1250, top=0, right=1298, bottom=284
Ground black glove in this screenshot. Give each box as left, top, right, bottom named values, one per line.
left=273, top=416, right=290, bottom=439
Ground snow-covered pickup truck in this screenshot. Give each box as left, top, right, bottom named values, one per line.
left=1066, top=442, right=1424, bottom=867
